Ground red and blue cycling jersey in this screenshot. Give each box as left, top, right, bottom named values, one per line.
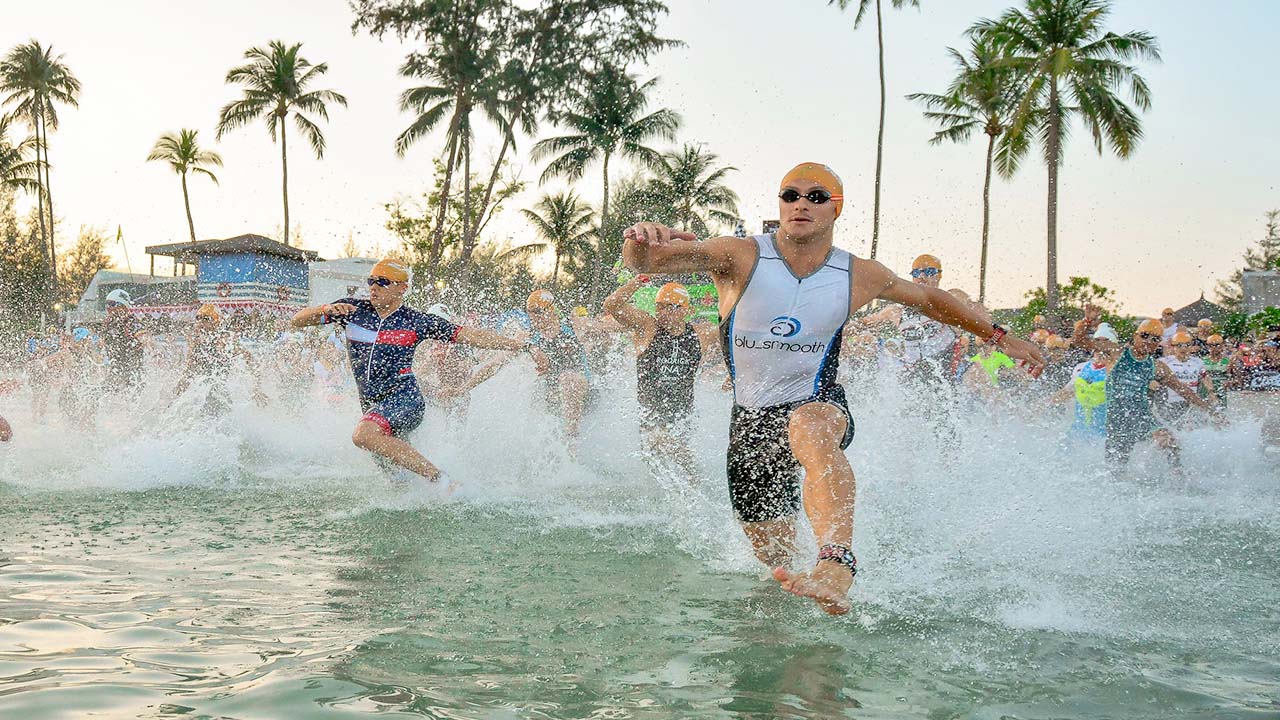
left=322, top=298, right=459, bottom=402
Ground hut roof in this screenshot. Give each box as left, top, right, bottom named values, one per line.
left=145, top=234, right=321, bottom=262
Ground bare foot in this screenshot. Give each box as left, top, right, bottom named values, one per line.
left=772, top=562, right=853, bottom=616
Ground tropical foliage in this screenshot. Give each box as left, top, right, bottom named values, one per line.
left=0, top=40, right=80, bottom=292
left=908, top=36, right=1016, bottom=303
left=215, top=40, right=347, bottom=246
left=146, top=129, right=223, bottom=242
left=643, top=144, right=739, bottom=237
left=519, top=191, right=596, bottom=287
left=1215, top=210, right=1280, bottom=311
left=971, top=0, right=1160, bottom=310
left=532, top=65, right=680, bottom=289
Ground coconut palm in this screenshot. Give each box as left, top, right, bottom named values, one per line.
left=216, top=40, right=347, bottom=246
left=0, top=116, right=41, bottom=194
left=395, top=49, right=504, bottom=269
left=531, top=66, right=680, bottom=263
left=907, top=38, right=1016, bottom=304
left=644, top=144, right=740, bottom=238
left=146, top=130, right=223, bottom=242
left=0, top=40, right=81, bottom=289
left=972, top=0, right=1159, bottom=310
left=520, top=191, right=596, bottom=287
left=828, top=0, right=920, bottom=260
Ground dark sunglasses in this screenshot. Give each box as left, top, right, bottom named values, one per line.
left=779, top=188, right=841, bottom=205
left=366, top=276, right=400, bottom=287
left=1137, top=332, right=1161, bottom=341
left=910, top=267, right=941, bottom=278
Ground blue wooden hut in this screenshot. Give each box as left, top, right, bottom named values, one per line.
left=145, top=234, right=321, bottom=318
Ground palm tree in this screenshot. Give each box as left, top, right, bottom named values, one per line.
left=395, top=49, right=503, bottom=270
left=216, top=40, right=347, bottom=246
left=519, top=191, right=596, bottom=286
left=972, top=0, right=1159, bottom=310
left=828, top=0, right=920, bottom=260
left=0, top=116, right=41, bottom=194
left=0, top=40, right=81, bottom=290
left=645, top=144, right=740, bottom=238
left=907, top=38, right=1016, bottom=304
left=146, top=130, right=223, bottom=242
left=531, top=66, right=680, bottom=268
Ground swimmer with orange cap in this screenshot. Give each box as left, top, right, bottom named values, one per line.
left=291, top=259, right=536, bottom=485
left=857, top=252, right=992, bottom=384
left=603, top=275, right=720, bottom=478
left=623, top=162, right=1046, bottom=616
left=522, top=288, right=591, bottom=446
left=1075, top=318, right=1224, bottom=477
left=174, top=303, right=266, bottom=415
left=1157, top=329, right=1219, bottom=426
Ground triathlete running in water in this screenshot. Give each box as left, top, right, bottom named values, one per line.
left=524, top=289, right=590, bottom=447
left=1157, top=329, right=1220, bottom=427
left=1077, top=318, right=1222, bottom=477
left=603, top=276, right=719, bottom=480
left=623, top=161, right=1046, bottom=615
left=291, top=259, right=533, bottom=483
left=174, top=304, right=266, bottom=416
left=100, top=289, right=147, bottom=393
left=1050, top=323, right=1120, bottom=441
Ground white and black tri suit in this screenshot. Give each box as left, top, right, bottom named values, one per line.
left=719, top=234, right=855, bottom=523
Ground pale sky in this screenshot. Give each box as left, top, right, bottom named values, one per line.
left=4, top=0, right=1277, bottom=313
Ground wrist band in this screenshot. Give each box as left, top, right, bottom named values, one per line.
left=817, top=543, right=858, bottom=577
left=988, top=324, right=1007, bottom=344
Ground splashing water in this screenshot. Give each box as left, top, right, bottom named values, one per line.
left=1, top=350, right=1277, bottom=718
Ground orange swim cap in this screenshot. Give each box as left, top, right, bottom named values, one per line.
left=1136, top=318, right=1164, bottom=336
left=1197, top=318, right=1213, bottom=328
left=1046, top=334, right=1070, bottom=349
left=370, top=258, right=411, bottom=283
left=1207, top=334, right=1224, bottom=344
left=196, top=303, right=221, bottom=322
left=780, top=162, right=844, bottom=219
left=1171, top=330, right=1193, bottom=345
left=655, top=282, right=691, bottom=308
left=526, top=289, right=555, bottom=312
left=912, top=254, right=942, bottom=272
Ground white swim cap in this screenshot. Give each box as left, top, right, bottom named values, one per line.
left=1092, top=323, right=1119, bottom=343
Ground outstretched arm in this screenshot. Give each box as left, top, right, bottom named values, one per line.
left=1155, top=362, right=1215, bottom=411
left=602, top=275, right=656, bottom=338
left=292, top=302, right=356, bottom=328
left=455, top=326, right=529, bottom=352
left=622, top=223, right=746, bottom=275
left=859, top=259, right=1046, bottom=373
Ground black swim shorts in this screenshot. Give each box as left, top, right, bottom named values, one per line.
left=726, top=384, right=855, bottom=523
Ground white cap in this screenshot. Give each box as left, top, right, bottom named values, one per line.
left=105, top=289, right=133, bottom=306
left=1092, top=323, right=1119, bottom=343
left=427, top=303, right=452, bottom=320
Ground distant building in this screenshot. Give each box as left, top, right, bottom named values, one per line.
left=64, top=270, right=196, bottom=326
left=310, top=257, right=376, bottom=305
left=144, top=234, right=321, bottom=319
left=1170, top=294, right=1227, bottom=327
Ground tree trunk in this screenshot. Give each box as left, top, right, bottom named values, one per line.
left=592, top=153, right=611, bottom=300
left=428, top=116, right=462, bottom=271
left=979, top=131, right=995, bottom=305
left=31, top=106, right=48, bottom=281
left=461, top=135, right=473, bottom=262
left=40, top=106, right=58, bottom=295
left=869, top=0, right=886, bottom=260
left=181, top=172, right=197, bottom=242
left=1046, top=83, right=1061, bottom=311
left=280, top=115, right=290, bottom=246
left=472, top=129, right=513, bottom=250
left=552, top=251, right=561, bottom=287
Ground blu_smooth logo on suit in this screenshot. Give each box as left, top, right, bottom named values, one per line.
left=769, top=316, right=802, bottom=338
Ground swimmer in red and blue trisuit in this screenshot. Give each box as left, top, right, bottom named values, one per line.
left=291, top=259, right=535, bottom=483
left=623, top=162, right=1047, bottom=615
